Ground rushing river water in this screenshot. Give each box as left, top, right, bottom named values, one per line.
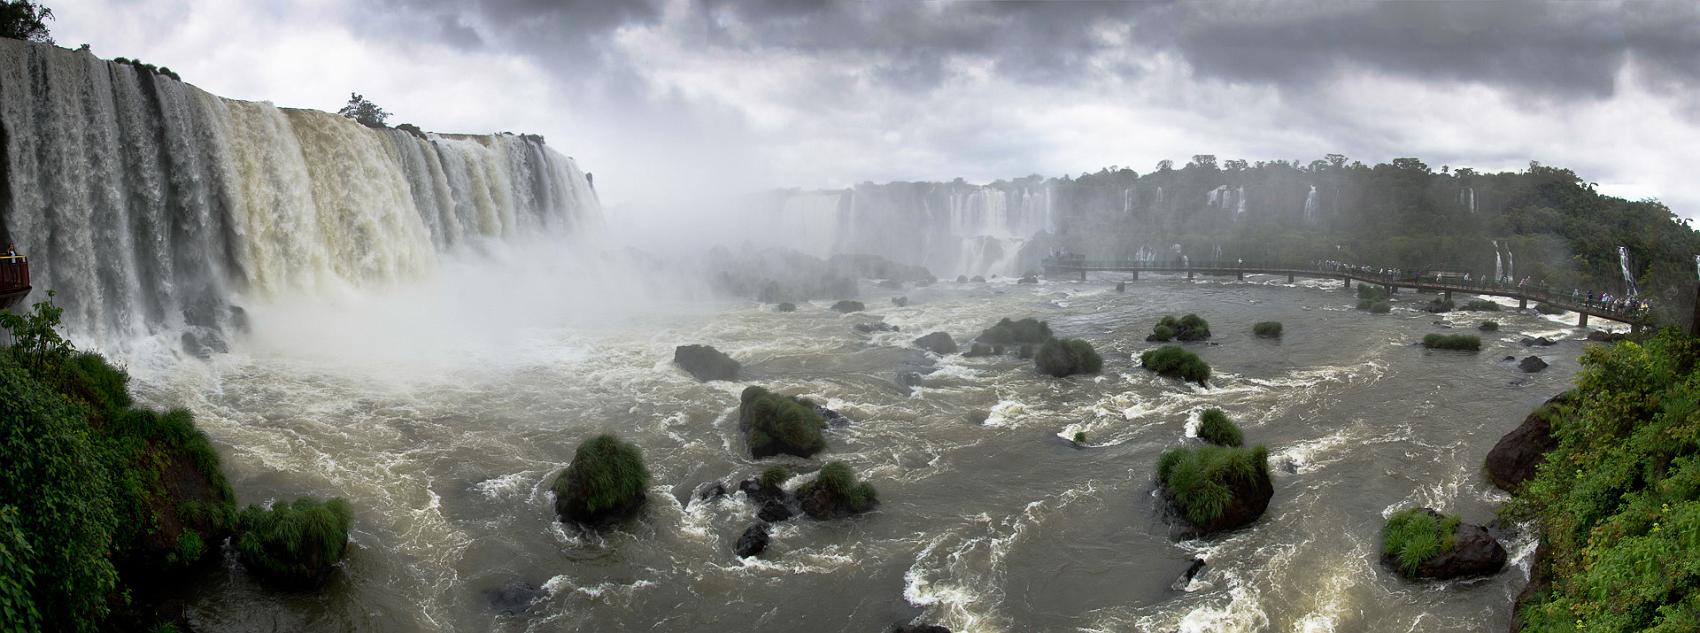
left=125, top=271, right=1600, bottom=633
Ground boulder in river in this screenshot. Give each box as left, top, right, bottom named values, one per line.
left=964, top=342, right=1002, bottom=357
left=1116, top=281, right=1126, bottom=293
left=673, top=344, right=740, bottom=381
left=891, top=296, right=909, bottom=307
left=735, top=523, right=770, bottom=558
left=956, top=275, right=968, bottom=283
left=1520, top=336, right=1557, bottom=347
left=854, top=322, right=900, bottom=334
left=694, top=481, right=728, bottom=502
left=971, top=276, right=986, bottom=283
left=1380, top=508, right=1506, bottom=580
left=796, top=462, right=878, bottom=520
left=831, top=300, right=865, bottom=313
left=1170, top=558, right=1207, bottom=591
left=1586, top=330, right=1628, bottom=343
left=1518, top=356, right=1548, bottom=373
left=553, top=434, right=650, bottom=526
left=1485, top=391, right=1573, bottom=492
left=914, top=331, right=958, bottom=355
left=1158, top=445, right=1272, bottom=535
left=877, top=279, right=904, bottom=290
left=775, top=302, right=796, bottom=312
left=739, top=386, right=829, bottom=458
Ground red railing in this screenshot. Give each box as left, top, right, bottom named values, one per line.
left=0, top=256, right=29, bottom=290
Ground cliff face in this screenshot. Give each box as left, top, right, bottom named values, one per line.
left=0, top=39, right=601, bottom=346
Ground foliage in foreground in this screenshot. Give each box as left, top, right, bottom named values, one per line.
left=1034, top=338, right=1102, bottom=377
left=1382, top=508, right=1459, bottom=576
left=1422, top=334, right=1481, bottom=351
left=1252, top=321, right=1282, bottom=338
left=1511, top=329, right=1700, bottom=631
left=234, top=497, right=353, bottom=589
left=1156, top=444, right=1269, bottom=526
left=0, top=0, right=53, bottom=44
left=1141, top=345, right=1211, bottom=384
left=1197, top=409, right=1243, bottom=447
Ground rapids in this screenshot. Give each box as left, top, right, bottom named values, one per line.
left=127, top=271, right=1597, bottom=632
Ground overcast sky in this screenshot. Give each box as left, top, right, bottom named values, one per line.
left=51, top=0, right=1700, bottom=218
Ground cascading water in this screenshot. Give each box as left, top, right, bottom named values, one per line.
left=1491, top=240, right=1503, bottom=281
left=1619, top=246, right=1640, bottom=297
left=0, top=40, right=599, bottom=348
left=1235, top=185, right=1247, bottom=216
left=1303, top=185, right=1319, bottom=223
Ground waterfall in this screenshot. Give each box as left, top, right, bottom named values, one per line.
left=0, top=40, right=600, bottom=348
left=1303, top=185, right=1319, bottom=223
left=1491, top=240, right=1503, bottom=281
left=1619, top=246, right=1640, bottom=298
left=1235, top=185, right=1246, bottom=216
left=777, top=191, right=845, bottom=257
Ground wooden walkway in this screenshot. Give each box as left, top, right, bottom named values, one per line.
left=1041, top=258, right=1654, bottom=329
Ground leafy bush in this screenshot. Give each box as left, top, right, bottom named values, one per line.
left=1424, top=298, right=1455, bottom=313
left=1511, top=329, right=1700, bottom=631
left=1140, top=345, right=1211, bottom=384
left=978, top=318, right=1053, bottom=345
left=1148, top=314, right=1211, bottom=342
left=1382, top=508, right=1460, bottom=576
left=552, top=434, right=650, bottom=523
left=797, top=461, right=877, bottom=515
left=1034, top=338, right=1103, bottom=377
left=234, top=497, right=353, bottom=589
left=1479, top=321, right=1499, bottom=331
left=1422, top=334, right=1481, bottom=351
left=1197, top=409, right=1243, bottom=447
left=1462, top=299, right=1502, bottom=311
left=1535, top=302, right=1565, bottom=315
left=740, top=386, right=827, bottom=458
left=1156, top=445, right=1270, bottom=526
left=1252, top=321, right=1282, bottom=338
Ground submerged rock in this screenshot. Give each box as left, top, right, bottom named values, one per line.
left=1017, top=274, right=1038, bottom=284
left=1485, top=392, right=1572, bottom=492
left=956, top=275, right=968, bottom=283
left=673, top=344, right=740, bottom=381
left=914, top=331, right=958, bottom=355
left=1170, top=558, right=1207, bottom=591
left=1520, top=336, right=1557, bottom=347
left=971, top=276, right=986, bottom=283
left=757, top=498, right=793, bottom=523
left=694, top=481, right=728, bottom=502
left=878, top=279, right=904, bottom=290
left=484, top=580, right=546, bottom=616
left=776, top=302, right=796, bottom=312
left=735, top=523, right=770, bottom=558
left=1518, top=356, right=1548, bottom=373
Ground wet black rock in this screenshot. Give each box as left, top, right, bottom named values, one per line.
left=964, top=342, right=1002, bottom=357
left=914, top=331, right=958, bottom=355
left=971, top=276, right=986, bottom=283
left=956, top=275, right=968, bottom=283
left=1116, top=282, right=1126, bottom=293
left=1520, top=336, right=1557, bottom=347
left=485, top=580, right=546, bottom=616
left=854, top=322, right=900, bottom=334
left=1379, top=509, right=1506, bottom=580
left=180, top=328, right=229, bottom=360
left=757, top=498, right=793, bottom=523
left=891, top=296, right=909, bottom=307
left=831, top=300, right=865, bottom=313
left=674, top=344, right=740, bottom=381
left=776, top=302, right=796, bottom=312
left=891, top=625, right=952, bottom=633
left=1170, top=558, right=1207, bottom=591
left=1017, top=274, right=1038, bottom=284
left=1518, top=356, right=1548, bottom=373
left=695, top=481, right=728, bottom=502
left=1486, top=391, right=1572, bottom=492
left=1586, top=330, right=1628, bottom=343
left=896, top=371, right=925, bottom=390
left=735, top=523, right=770, bottom=558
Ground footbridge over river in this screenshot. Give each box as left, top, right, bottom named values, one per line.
left=1041, top=256, right=1661, bottom=331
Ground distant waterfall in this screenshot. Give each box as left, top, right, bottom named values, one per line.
left=1492, top=240, right=1503, bottom=281
left=0, top=40, right=600, bottom=347
left=1619, top=246, right=1640, bottom=297
left=1459, top=186, right=1476, bottom=213
left=1235, top=185, right=1246, bottom=216
left=1303, top=185, right=1319, bottom=223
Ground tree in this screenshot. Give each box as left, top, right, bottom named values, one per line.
left=337, top=92, right=390, bottom=128
left=0, top=0, right=53, bottom=43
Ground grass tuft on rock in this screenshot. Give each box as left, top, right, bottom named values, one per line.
left=1147, top=314, right=1211, bottom=342
left=740, top=386, right=828, bottom=458
left=796, top=461, right=878, bottom=519
left=1422, top=334, right=1481, bottom=351
left=1382, top=508, right=1460, bottom=576
left=1197, top=409, right=1243, bottom=447
left=1156, top=445, right=1270, bottom=526
left=759, top=465, right=790, bottom=489
left=234, top=497, right=353, bottom=589
left=1534, top=302, right=1565, bottom=315
left=1140, top=345, right=1211, bottom=384
left=1034, top=338, right=1103, bottom=377
left=1479, top=321, right=1499, bottom=331
left=552, top=434, right=651, bottom=525
left=1252, top=321, right=1283, bottom=338
left=1463, top=299, right=1502, bottom=311
left=1424, top=298, right=1456, bottom=313
left=977, top=318, right=1053, bottom=346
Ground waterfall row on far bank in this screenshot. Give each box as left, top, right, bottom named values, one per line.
left=0, top=40, right=600, bottom=347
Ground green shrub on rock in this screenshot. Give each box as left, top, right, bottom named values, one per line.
left=1141, top=346, right=1211, bottom=385
left=1424, top=298, right=1455, bottom=313
left=1197, top=409, right=1243, bottom=447
left=1035, top=338, right=1103, bottom=377
left=1252, top=322, right=1282, bottom=338
left=739, top=386, right=827, bottom=459
left=1382, top=508, right=1458, bottom=575
left=1156, top=444, right=1272, bottom=533
left=795, top=461, right=877, bottom=519
left=1534, top=302, right=1565, bottom=315
left=830, top=300, right=864, bottom=313
left=1463, top=299, right=1501, bottom=311
left=1422, top=334, right=1481, bottom=351
left=234, top=497, right=353, bottom=589
left=776, top=302, right=796, bottom=313
left=1479, top=321, right=1499, bottom=331
left=552, top=434, right=651, bottom=525
left=977, top=318, right=1053, bottom=346
left=759, top=465, right=790, bottom=489
left=1148, top=314, right=1210, bottom=342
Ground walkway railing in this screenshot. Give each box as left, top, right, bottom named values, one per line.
left=0, top=256, right=27, bottom=290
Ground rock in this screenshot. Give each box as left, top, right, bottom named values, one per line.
left=1485, top=392, right=1572, bottom=492
left=892, top=625, right=952, bottom=633
left=971, top=276, right=986, bottom=283
left=776, top=302, right=796, bottom=312
left=179, top=328, right=228, bottom=360
left=956, top=275, right=968, bottom=283
left=757, top=498, right=793, bottom=523
left=552, top=435, right=649, bottom=526
left=1520, top=336, right=1557, bottom=347
left=1170, top=558, right=1207, bottom=591
left=914, top=331, right=958, bottom=355
left=895, top=371, right=924, bottom=390
left=963, top=342, right=1002, bottom=357
left=1116, top=281, right=1126, bottom=293
left=891, top=296, right=909, bottom=307
left=831, top=300, right=865, bottom=313
left=878, top=279, right=904, bottom=290
left=1380, top=509, right=1506, bottom=580
left=854, top=322, right=900, bottom=334
left=1586, top=330, right=1628, bottom=343
left=673, top=344, right=740, bottom=381
left=1017, top=274, right=1038, bottom=284
left=739, top=387, right=828, bottom=458
left=695, top=481, right=727, bottom=502
left=735, top=523, right=770, bottom=558
left=795, top=463, right=878, bottom=520
left=1518, top=356, right=1548, bottom=373
left=1502, top=355, right=1516, bottom=361
left=228, top=305, right=251, bottom=333
left=484, top=580, right=546, bottom=616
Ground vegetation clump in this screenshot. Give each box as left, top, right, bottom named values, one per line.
left=1252, top=321, right=1282, bottom=338
left=739, top=386, right=827, bottom=459
left=234, top=497, right=353, bottom=589
left=1034, top=338, right=1103, bottom=377
left=1509, top=329, right=1700, bottom=630
left=1381, top=508, right=1460, bottom=576
left=1423, top=298, right=1455, bottom=313
left=0, top=0, right=54, bottom=44
left=977, top=317, right=1053, bottom=346
left=1462, top=299, right=1501, bottom=311
left=1422, top=334, right=1481, bottom=351
left=1196, top=409, right=1243, bottom=447
left=1479, top=321, right=1499, bottom=331
left=830, top=300, right=865, bottom=313
left=1073, top=431, right=1087, bottom=444
left=337, top=92, right=390, bottom=128
left=795, top=461, right=878, bottom=519
left=776, top=302, right=796, bottom=312
left=552, top=434, right=651, bottom=525
left=1534, top=302, right=1566, bottom=315
left=1140, top=345, right=1211, bottom=385
left=1156, top=444, right=1272, bottom=533
left=1355, top=285, right=1390, bottom=309
left=1147, top=314, right=1211, bottom=342
left=1368, top=301, right=1391, bottom=313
